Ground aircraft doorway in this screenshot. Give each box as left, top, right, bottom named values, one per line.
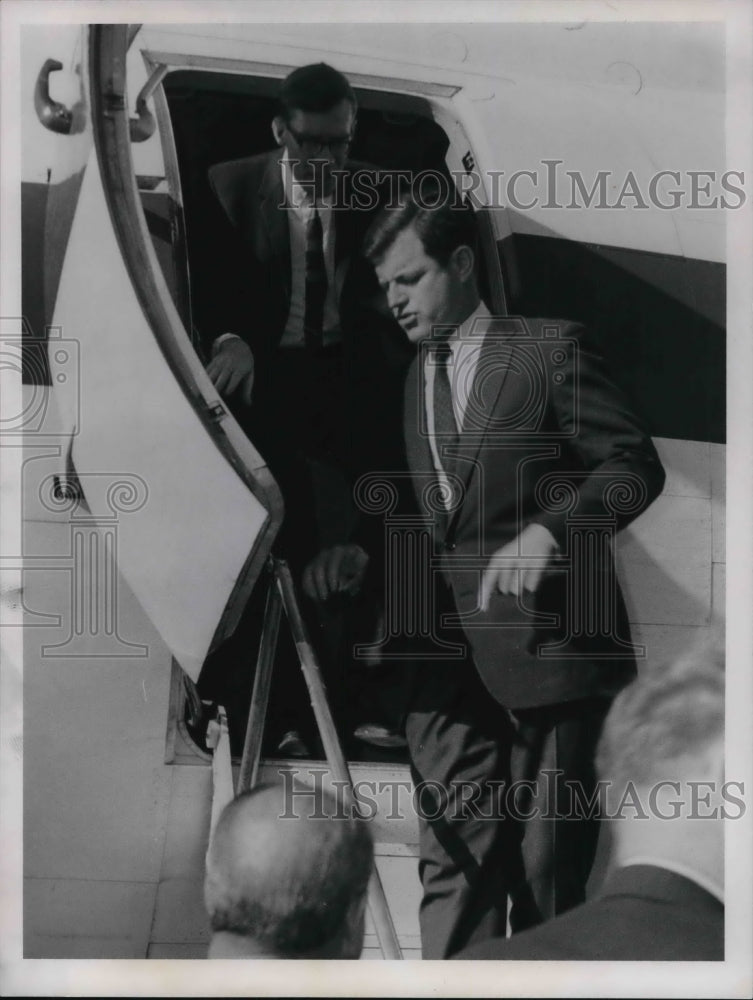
left=150, top=68, right=504, bottom=766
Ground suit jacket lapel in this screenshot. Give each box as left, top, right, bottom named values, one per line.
left=404, top=324, right=520, bottom=538
left=257, top=153, right=291, bottom=302
left=459, top=318, right=517, bottom=456
left=404, top=348, right=472, bottom=538
left=446, top=318, right=519, bottom=537
left=257, top=156, right=361, bottom=306
left=333, top=164, right=363, bottom=303
left=404, top=355, right=434, bottom=510
left=333, top=162, right=361, bottom=264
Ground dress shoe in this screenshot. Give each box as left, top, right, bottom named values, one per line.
left=353, top=722, right=407, bottom=749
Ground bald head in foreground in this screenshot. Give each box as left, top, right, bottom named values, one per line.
left=205, top=784, right=373, bottom=959
left=455, top=644, right=726, bottom=960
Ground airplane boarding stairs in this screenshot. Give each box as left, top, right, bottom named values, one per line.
left=196, top=557, right=424, bottom=959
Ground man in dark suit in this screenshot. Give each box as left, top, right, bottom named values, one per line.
left=454, top=645, right=725, bottom=960
left=305, top=184, right=666, bottom=957
left=197, top=64, right=406, bottom=755
left=203, top=62, right=390, bottom=559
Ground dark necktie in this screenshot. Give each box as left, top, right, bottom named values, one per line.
left=431, top=342, right=459, bottom=474
left=304, top=207, right=327, bottom=351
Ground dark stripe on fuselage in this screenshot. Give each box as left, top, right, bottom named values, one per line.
left=22, top=175, right=725, bottom=445
left=501, top=234, right=725, bottom=444
left=21, top=181, right=50, bottom=383
left=22, top=172, right=86, bottom=384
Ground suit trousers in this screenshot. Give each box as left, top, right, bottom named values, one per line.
left=403, top=656, right=518, bottom=959
left=403, top=665, right=611, bottom=956
left=507, top=695, right=612, bottom=932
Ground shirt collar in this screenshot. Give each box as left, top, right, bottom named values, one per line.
left=447, top=301, right=492, bottom=349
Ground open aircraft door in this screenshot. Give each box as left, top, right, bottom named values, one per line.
left=51, top=23, right=282, bottom=683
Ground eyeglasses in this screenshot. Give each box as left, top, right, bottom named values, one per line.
left=285, top=125, right=353, bottom=156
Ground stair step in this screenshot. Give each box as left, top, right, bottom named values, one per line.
left=258, top=759, right=420, bottom=844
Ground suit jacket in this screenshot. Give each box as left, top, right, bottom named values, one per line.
left=452, top=864, right=724, bottom=960
left=402, top=316, right=666, bottom=709
left=205, top=149, right=384, bottom=356
left=202, top=150, right=410, bottom=479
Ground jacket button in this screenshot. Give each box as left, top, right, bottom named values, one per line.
left=444, top=541, right=456, bottom=552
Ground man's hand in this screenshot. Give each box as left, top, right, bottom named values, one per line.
left=206, top=337, right=255, bottom=405
left=479, top=523, right=559, bottom=610
left=302, top=545, right=370, bottom=604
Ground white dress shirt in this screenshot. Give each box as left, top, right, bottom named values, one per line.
left=278, top=150, right=340, bottom=348
left=424, top=301, right=492, bottom=509
left=213, top=152, right=341, bottom=355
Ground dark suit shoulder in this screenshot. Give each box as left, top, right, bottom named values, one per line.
left=208, top=150, right=278, bottom=225
left=209, top=150, right=276, bottom=184
left=453, top=868, right=723, bottom=961
left=504, top=316, right=585, bottom=338
left=345, top=157, right=380, bottom=175
left=453, top=898, right=723, bottom=961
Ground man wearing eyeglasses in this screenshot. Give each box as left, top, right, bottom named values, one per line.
left=206, top=62, right=368, bottom=440
left=202, top=63, right=406, bottom=756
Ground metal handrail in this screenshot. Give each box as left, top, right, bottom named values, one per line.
left=236, top=557, right=404, bottom=959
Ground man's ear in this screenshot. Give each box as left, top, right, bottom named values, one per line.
left=271, top=116, right=286, bottom=146
left=451, top=244, right=476, bottom=283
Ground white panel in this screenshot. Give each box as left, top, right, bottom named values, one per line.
left=618, top=494, right=712, bottom=626
left=23, top=552, right=174, bottom=883
left=151, top=878, right=210, bottom=945
left=134, top=22, right=724, bottom=261
left=367, top=856, right=422, bottom=939
left=160, top=766, right=212, bottom=880
left=18, top=379, right=84, bottom=527
left=629, top=622, right=717, bottom=674
left=712, top=491, right=726, bottom=568
left=51, top=150, right=270, bottom=680
left=473, top=82, right=723, bottom=260
left=710, top=442, right=726, bottom=500
left=710, top=442, right=726, bottom=566
left=653, top=437, right=711, bottom=499
left=21, top=450, right=79, bottom=530
left=712, top=562, right=725, bottom=622
left=24, top=878, right=157, bottom=959
left=137, top=23, right=722, bottom=97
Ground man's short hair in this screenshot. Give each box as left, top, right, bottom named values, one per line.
left=363, top=179, right=479, bottom=267
left=278, top=62, right=357, bottom=121
left=596, top=644, right=724, bottom=790
left=204, top=784, right=373, bottom=957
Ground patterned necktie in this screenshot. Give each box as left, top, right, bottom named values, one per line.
left=304, top=207, right=327, bottom=351
left=431, top=342, right=459, bottom=473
